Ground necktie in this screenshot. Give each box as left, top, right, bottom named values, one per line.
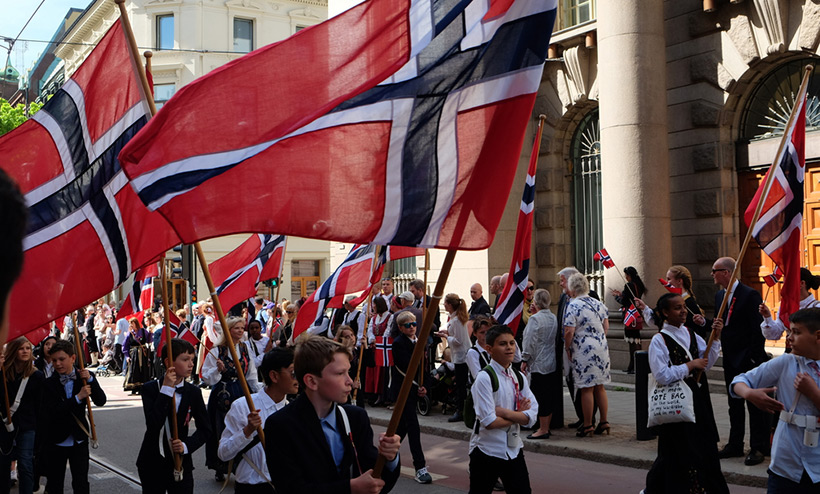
left=59, top=371, right=77, bottom=385
left=808, top=361, right=820, bottom=378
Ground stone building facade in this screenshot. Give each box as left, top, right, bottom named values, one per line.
left=494, top=0, right=820, bottom=327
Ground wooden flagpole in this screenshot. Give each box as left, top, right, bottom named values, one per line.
left=374, top=249, right=457, bottom=478
left=115, top=0, right=263, bottom=445
left=1, top=365, right=11, bottom=431
left=353, top=246, right=382, bottom=406
left=159, top=255, right=183, bottom=480
left=72, top=321, right=98, bottom=448
left=417, top=249, right=429, bottom=386
left=695, top=64, right=813, bottom=382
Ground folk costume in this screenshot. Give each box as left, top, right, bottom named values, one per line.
left=124, top=327, right=154, bottom=393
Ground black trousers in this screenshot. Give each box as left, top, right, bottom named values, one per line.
left=566, top=373, right=597, bottom=422
left=396, top=396, right=426, bottom=471
left=138, top=465, right=194, bottom=494
left=454, top=363, right=468, bottom=415
left=45, top=441, right=90, bottom=494
left=469, top=448, right=531, bottom=494
left=724, top=366, right=770, bottom=453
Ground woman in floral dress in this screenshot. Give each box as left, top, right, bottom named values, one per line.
left=563, top=272, right=611, bottom=437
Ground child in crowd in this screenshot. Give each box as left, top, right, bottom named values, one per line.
left=219, top=348, right=299, bottom=493
left=469, top=325, right=537, bottom=494
left=41, top=340, right=106, bottom=494
left=136, top=338, right=210, bottom=493
left=264, top=334, right=401, bottom=493
left=731, top=307, right=820, bottom=493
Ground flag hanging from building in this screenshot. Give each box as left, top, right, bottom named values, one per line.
left=623, top=303, right=639, bottom=328
left=293, top=244, right=379, bottom=338
left=211, top=234, right=286, bottom=312
left=119, top=0, right=557, bottom=250
left=593, top=249, right=615, bottom=269
left=763, top=266, right=784, bottom=287
left=0, top=20, right=180, bottom=340
left=744, top=86, right=807, bottom=325
left=494, top=118, right=543, bottom=334
left=374, top=335, right=394, bottom=367
left=658, top=278, right=683, bottom=295
left=118, top=263, right=159, bottom=319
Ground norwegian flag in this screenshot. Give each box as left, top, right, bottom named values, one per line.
left=22, top=326, right=52, bottom=346
left=118, top=263, right=159, bottom=319
left=343, top=246, right=425, bottom=308
left=658, top=278, right=683, bottom=295
left=374, top=335, right=394, bottom=367
left=744, top=86, right=807, bottom=325
left=0, top=20, right=180, bottom=339
left=494, top=119, right=542, bottom=334
left=294, top=244, right=379, bottom=337
left=119, top=0, right=557, bottom=251
left=211, top=234, right=286, bottom=312
left=623, top=303, right=639, bottom=328
left=593, top=249, right=615, bottom=269
left=159, top=311, right=200, bottom=351
left=763, top=266, right=784, bottom=287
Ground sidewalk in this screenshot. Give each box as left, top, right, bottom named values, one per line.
left=366, top=385, right=769, bottom=489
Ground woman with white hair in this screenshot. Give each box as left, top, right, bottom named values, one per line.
left=521, top=288, right=559, bottom=439
left=563, top=273, right=611, bottom=437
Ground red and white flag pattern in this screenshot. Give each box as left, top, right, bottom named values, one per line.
left=118, top=262, right=159, bottom=319
left=658, top=278, right=683, bottom=295
left=211, top=234, right=286, bottom=312
left=374, top=335, right=394, bottom=367
left=593, top=249, right=615, bottom=269
left=763, top=266, right=784, bottom=288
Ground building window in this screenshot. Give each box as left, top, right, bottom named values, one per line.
left=154, top=83, right=176, bottom=109
left=156, top=14, right=174, bottom=51
left=291, top=260, right=320, bottom=300
left=233, top=18, right=254, bottom=53
left=570, top=108, right=603, bottom=297
left=560, top=0, right=595, bottom=30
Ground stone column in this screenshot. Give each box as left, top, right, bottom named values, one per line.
left=597, top=0, right=672, bottom=302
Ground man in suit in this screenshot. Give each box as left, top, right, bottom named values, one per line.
left=389, top=292, right=422, bottom=338
left=710, top=257, right=770, bottom=465
left=409, top=279, right=441, bottom=374
left=137, top=338, right=210, bottom=493
left=41, top=340, right=107, bottom=494
left=468, top=283, right=492, bottom=319
left=489, top=275, right=503, bottom=311
left=265, top=335, right=400, bottom=494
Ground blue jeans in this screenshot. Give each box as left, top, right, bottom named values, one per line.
left=0, top=429, right=36, bottom=494
left=768, top=470, right=820, bottom=494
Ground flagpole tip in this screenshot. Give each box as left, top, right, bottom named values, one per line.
left=805, top=64, right=814, bottom=74
left=114, top=0, right=125, bottom=5
left=144, top=50, right=153, bottom=59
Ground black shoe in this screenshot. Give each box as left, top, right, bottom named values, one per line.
left=567, top=419, right=583, bottom=429
left=447, top=412, right=463, bottom=423
left=215, top=472, right=225, bottom=482
left=717, top=444, right=744, bottom=459
left=493, top=480, right=504, bottom=491
left=744, top=450, right=765, bottom=466
left=526, top=431, right=551, bottom=440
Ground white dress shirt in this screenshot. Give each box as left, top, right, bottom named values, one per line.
left=201, top=343, right=261, bottom=392
left=761, top=295, right=820, bottom=340
left=247, top=336, right=269, bottom=368
left=446, top=313, right=469, bottom=364
left=218, top=391, right=286, bottom=484
left=648, top=323, right=720, bottom=386
left=159, top=382, right=189, bottom=454
left=466, top=343, right=491, bottom=382
left=367, top=312, right=393, bottom=344
left=343, top=309, right=366, bottom=343
left=469, top=359, right=538, bottom=460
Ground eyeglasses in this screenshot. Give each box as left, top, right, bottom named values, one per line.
left=403, top=322, right=417, bottom=328
left=286, top=310, right=295, bottom=314
left=711, top=268, right=728, bottom=274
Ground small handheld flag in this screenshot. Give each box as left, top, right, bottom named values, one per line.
left=623, top=303, right=639, bottom=328
left=763, top=266, right=783, bottom=287
left=593, top=249, right=615, bottom=269
left=658, top=278, right=683, bottom=295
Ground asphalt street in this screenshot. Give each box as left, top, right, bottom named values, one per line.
left=28, top=374, right=765, bottom=493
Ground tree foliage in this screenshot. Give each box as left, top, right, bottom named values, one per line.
left=0, top=98, right=44, bottom=137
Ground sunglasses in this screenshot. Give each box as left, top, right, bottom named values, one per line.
left=526, top=286, right=535, bottom=291
left=403, top=322, right=417, bottom=328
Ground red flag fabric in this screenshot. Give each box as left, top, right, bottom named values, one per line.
left=763, top=266, right=784, bottom=287
left=658, top=278, right=683, bottom=295
left=119, top=0, right=558, bottom=251
left=374, top=335, right=393, bottom=367
left=23, top=326, right=51, bottom=346
left=211, top=234, right=286, bottom=312
left=119, top=262, right=159, bottom=319
left=340, top=245, right=425, bottom=309
left=623, top=303, right=639, bottom=328
left=744, top=88, right=807, bottom=325
left=0, top=20, right=180, bottom=339
left=159, top=311, right=200, bottom=352
left=494, top=121, right=541, bottom=334
left=593, top=249, right=615, bottom=269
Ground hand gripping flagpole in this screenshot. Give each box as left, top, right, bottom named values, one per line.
left=353, top=246, right=382, bottom=406
left=160, top=255, right=184, bottom=481
left=115, top=0, right=264, bottom=446
left=695, top=64, right=813, bottom=383
left=71, top=320, right=99, bottom=448
left=374, top=249, right=457, bottom=478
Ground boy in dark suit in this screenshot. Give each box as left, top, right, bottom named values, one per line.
left=41, top=339, right=106, bottom=494
left=265, top=334, right=401, bottom=494
left=137, top=338, right=210, bottom=493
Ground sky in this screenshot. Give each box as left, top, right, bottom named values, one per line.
left=1, top=0, right=89, bottom=77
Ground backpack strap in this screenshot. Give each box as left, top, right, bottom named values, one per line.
left=482, top=365, right=499, bottom=392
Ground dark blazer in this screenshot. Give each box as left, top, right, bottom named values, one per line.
left=390, top=334, right=424, bottom=402
left=714, top=282, right=767, bottom=371
left=0, top=370, right=44, bottom=432
left=389, top=307, right=423, bottom=338
left=136, top=379, right=211, bottom=474
left=469, top=296, right=492, bottom=319
left=265, top=393, right=400, bottom=494
left=40, top=370, right=106, bottom=445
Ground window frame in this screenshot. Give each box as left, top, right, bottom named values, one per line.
left=155, top=14, right=175, bottom=51
left=232, top=17, right=254, bottom=53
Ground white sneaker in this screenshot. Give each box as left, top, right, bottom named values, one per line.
left=10, top=469, right=17, bottom=484
left=415, top=467, right=432, bottom=484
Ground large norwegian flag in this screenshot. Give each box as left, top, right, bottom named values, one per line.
left=294, top=244, right=379, bottom=337
left=159, top=311, right=200, bottom=352
left=211, top=234, right=286, bottom=312
left=0, top=20, right=180, bottom=339
left=343, top=245, right=425, bottom=308
left=119, top=0, right=557, bottom=250
left=494, top=120, right=542, bottom=334
left=118, top=262, right=159, bottom=319
left=744, top=87, right=807, bottom=325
